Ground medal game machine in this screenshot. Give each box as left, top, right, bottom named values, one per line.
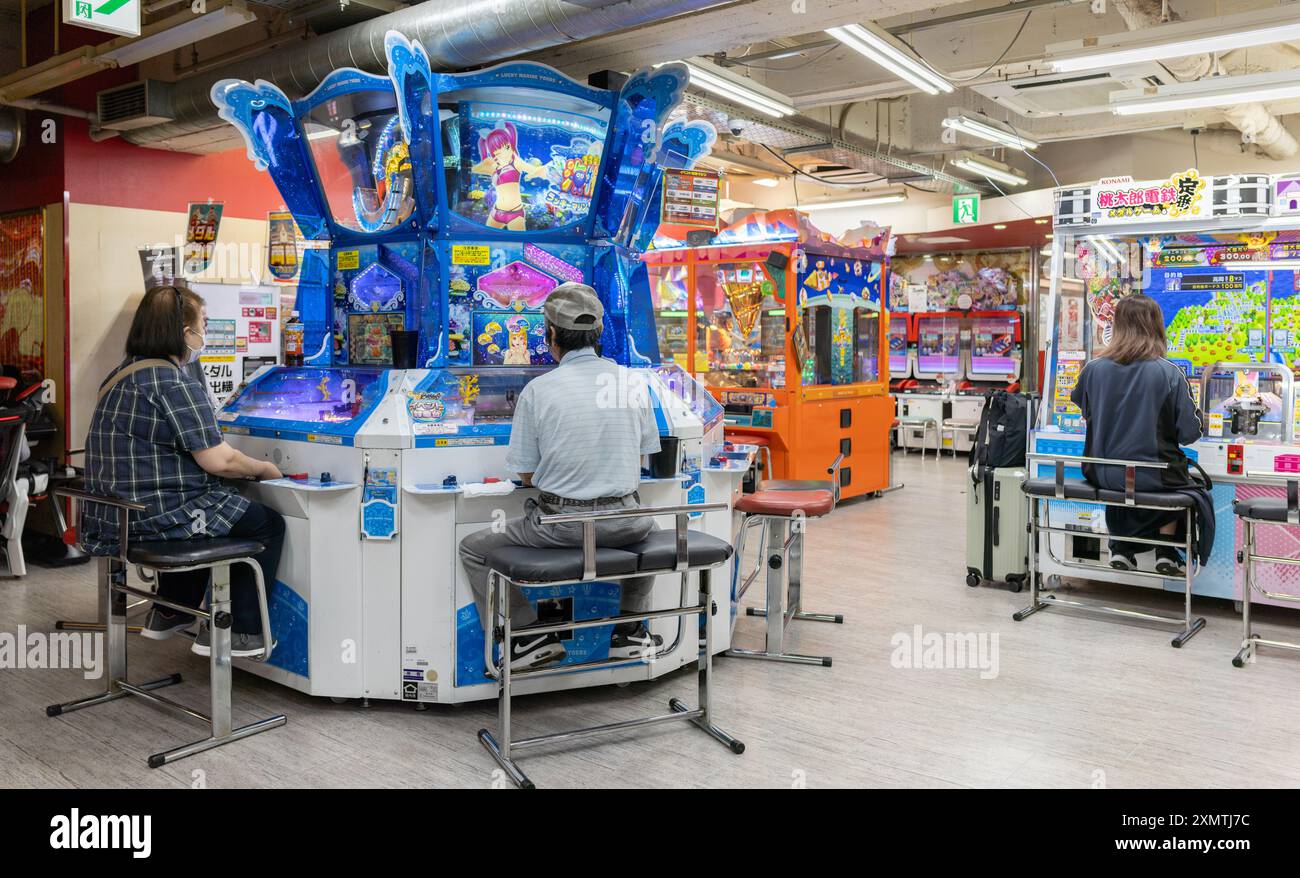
left=210, top=34, right=750, bottom=706
left=1039, top=169, right=1300, bottom=608
left=643, top=209, right=894, bottom=500
left=887, top=312, right=914, bottom=392
left=888, top=247, right=1029, bottom=453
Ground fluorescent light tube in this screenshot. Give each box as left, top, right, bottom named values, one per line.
left=1048, top=7, right=1300, bottom=74
left=1087, top=235, right=1123, bottom=263
left=825, top=23, right=952, bottom=95
left=801, top=188, right=908, bottom=210
left=941, top=113, right=1038, bottom=151
left=1111, top=70, right=1300, bottom=116
left=951, top=154, right=1028, bottom=186
left=670, top=59, right=795, bottom=118
left=101, top=6, right=256, bottom=67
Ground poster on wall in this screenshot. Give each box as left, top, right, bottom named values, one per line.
left=139, top=245, right=180, bottom=290
left=191, top=282, right=281, bottom=405
left=267, top=210, right=300, bottom=282
left=0, top=209, right=46, bottom=375
left=661, top=168, right=720, bottom=230
left=183, top=202, right=224, bottom=274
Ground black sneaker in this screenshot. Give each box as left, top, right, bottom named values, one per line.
left=139, top=607, right=195, bottom=641
left=506, top=631, right=567, bottom=671
left=1109, top=552, right=1138, bottom=572
left=1155, top=547, right=1187, bottom=578
left=609, top=622, right=662, bottom=661
left=191, top=624, right=267, bottom=659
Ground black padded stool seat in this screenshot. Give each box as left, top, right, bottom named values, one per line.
left=757, top=479, right=834, bottom=492
left=485, top=544, right=639, bottom=583
left=1021, top=477, right=1196, bottom=508
left=1233, top=496, right=1299, bottom=522
left=127, top=538, right=266, bottom=569
left=623, top=530, right=734, bottom=572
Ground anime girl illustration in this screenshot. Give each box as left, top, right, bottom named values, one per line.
left=471, top=121, right=549, bottom=231
left=502, top=315, right=532, bottom=365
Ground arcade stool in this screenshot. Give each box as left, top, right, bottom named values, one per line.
left=724, top=429, right=774, bottom=482
left=1232, top=477, right=1300, bottom=667
left=477, top=500, right=743, bottom=789
left=727, top=454, right=845, bottom=667
left=46, top=485, right=285, bottom=768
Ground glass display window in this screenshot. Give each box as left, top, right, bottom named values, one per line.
left=695, top=260, right=785, bottom=389
left=647, top=259, right=690, bottom=367
left=301, top=91, right=415, bottom=235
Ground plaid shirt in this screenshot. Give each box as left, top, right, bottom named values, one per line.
left=82, top=357, right=249, bottom=555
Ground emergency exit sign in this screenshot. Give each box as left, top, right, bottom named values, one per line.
left=63, top=0, right=140, bottom=37
left=953, top=194, right=979, bottom=225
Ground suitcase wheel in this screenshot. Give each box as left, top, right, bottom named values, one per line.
left=965, top=572, right=980, bottom=588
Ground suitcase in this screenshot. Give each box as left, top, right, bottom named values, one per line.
left=965, top=466, right=1029, bottom=592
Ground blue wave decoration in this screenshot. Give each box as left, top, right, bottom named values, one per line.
left=210, top=78, right=293, bottom=172
left=384, top=30, right=433, bottom=145
left=655, top=118, right=716, bottom=170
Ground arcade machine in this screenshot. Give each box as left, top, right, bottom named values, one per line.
left=889, top=244, right=1031, bottom=454
left=642, top=209, right=894, bottom=500
left=1036, top=168, right=1300, bottom=610
left=209, top=34, right=752, bottom=705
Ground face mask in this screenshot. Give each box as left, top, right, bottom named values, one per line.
left=184, top=329, right=203, bottom=365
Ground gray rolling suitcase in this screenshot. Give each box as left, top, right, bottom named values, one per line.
left=965, top=466, right=1029, bottom=591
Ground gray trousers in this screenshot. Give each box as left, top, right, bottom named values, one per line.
left=459, top=495, right=657, bottom=629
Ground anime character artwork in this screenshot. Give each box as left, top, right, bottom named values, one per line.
left=472, top=122, right=549, bottom=231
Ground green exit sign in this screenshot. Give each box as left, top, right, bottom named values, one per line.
left=953, top=194, right=980, bottom=225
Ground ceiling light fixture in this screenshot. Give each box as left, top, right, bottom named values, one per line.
left=99, top=5, right=257, bottom=67
left=800, top=186, right=909, bottom=210
left=824, top=22, right=952, bottom=96
left=1110, top=70, right=1300, bottom=116
left=666, top=58, right=796, bottom=118
left=951, top=153, right=1028, bottom=187
left=941, top=112, right=1038, bottom=151
left=1047, top=6, right=1300, bottom=74
left=752, top=177, right=781, bottom=188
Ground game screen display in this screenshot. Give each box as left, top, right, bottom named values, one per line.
left=916, top=316, right=961, bottom=376
left=652, top=363, right=724, bottom=433
left=441, top=96, right=609, bottom=232
left=647, top=261, right=689, bottom=366
left=222, top=367, right=389, bottom=428
left=300, top=91, right=415, bottom=235
left=970, top=315, right=1019, bottom=376
left=406, top=367, right=544, bottom=436
left=695, top=261, right=786, bottom=389
left=447, top=240, right=587, bottom=367
left=888, top=314, right=909, bottom=375
left=330, top=241, right=424, bottom=366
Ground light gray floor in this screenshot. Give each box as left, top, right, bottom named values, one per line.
left=5, top=452, right=1300, bottom=788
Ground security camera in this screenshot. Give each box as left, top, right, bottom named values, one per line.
left=728, top=119, right=747, bottom=136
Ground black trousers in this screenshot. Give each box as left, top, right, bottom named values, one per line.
left=1106, top=506, right=1184, bottom=558
left=155, top=501, right=286, bottom=634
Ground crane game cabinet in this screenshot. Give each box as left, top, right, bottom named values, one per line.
left=207, top=33, right=752, bottom=705
left=1038, top=168, right=1300, bottom=611
left=642, top=208, right=894, bottom=500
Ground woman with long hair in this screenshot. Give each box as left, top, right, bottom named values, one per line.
left=1070, top=294, right=1206, bottom=575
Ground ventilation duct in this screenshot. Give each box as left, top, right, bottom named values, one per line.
left=124, top=0, right=734, bottom=149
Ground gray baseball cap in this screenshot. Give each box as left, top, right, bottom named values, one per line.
left=544, top=282, right=604, bottom=331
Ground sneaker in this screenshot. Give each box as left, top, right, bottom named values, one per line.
left=191, top=624, right=267, bottom=659
left=506, top=631, right=567, bottom=671
left=139, top=607, right=195, bottom=641
left=1109, top=552, right=1138, bottom=572
left=1155, top=547, right=1187, bottom=578
left=609, top=622, right=662, bottom=661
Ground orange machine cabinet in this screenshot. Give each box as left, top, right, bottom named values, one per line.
left=644, top=209, right=892, bottom=501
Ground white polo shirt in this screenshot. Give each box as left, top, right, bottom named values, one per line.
left=505, top=348, right=662, bottom=500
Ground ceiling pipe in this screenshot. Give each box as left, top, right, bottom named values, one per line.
left=125, top=0, right=736, bottom=148
left=1113, top=0, right=1297, bottom=160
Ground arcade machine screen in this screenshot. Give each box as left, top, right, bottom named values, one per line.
left=647, top=259, right=690, bottom=367
left=330, top=241, right=423, bottom=366
left=915, top=315, right=961, bottom=379
left=969, top=315, right=1019, bottom=378
left=438, top=92, right=610, bottom=232
left=652, top=363, right=724, bottom=433
left=221, top=367, right=389, bottom=434
left=695, top=261, right=785, bottom=389
left=300, top=90, right=415, bottom=234
left=888, top=314, right=909, bottom=376
left=804, top=304, right=876, bottom=385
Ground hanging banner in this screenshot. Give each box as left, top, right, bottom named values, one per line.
left=267, top=210, right=300, bottom=282
left=183, top=202, right=224, bottom=274
left=661, top=168, right=720, bottom=230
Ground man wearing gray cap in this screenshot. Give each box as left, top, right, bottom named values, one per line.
left=459, top=282, right=663, bottom=671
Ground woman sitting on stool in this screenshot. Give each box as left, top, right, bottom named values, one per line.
left=82, top=284, right=284, bottom=657
left=1070, top=294, right=1210, bottom=576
